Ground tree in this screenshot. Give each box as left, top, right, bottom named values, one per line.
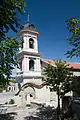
left=66, top=17, right=80, bottom=58
left=43, top=60, right=73, bottom=119
left=66, top=17, right=80, bottom=97
left=0, top=0, right=25, bottom=89
left=72, top=76, right=80, bottom=96
left=0, top=37, right=19, bottom=89
left=0, top=0, right=25, bottom=41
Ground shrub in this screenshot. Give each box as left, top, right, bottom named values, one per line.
left=9, top=99, right=15, bottom=104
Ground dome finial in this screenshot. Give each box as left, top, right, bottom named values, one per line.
left=27, top=13, right=30, bottom=23
left=26, top=0, right=30, bottom=24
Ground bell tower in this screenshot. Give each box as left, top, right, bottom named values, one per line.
left=19, top=24, right=38, bottom=53
left=16, top=18, right=42, bottom=85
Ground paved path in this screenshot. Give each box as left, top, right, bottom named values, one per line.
left=15, top=107, right=38, bottom=120
left=0, top=106, right=39, bottom=120
left=6, top=105, right=40, bottom=120
left=0, top=92, right=15, bottom=104
left=0, top=104, right=56, bottom=120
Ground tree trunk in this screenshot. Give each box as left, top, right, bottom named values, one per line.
left=57, top=89, right=60, bottom=120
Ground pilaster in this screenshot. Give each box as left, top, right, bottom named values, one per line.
left=23, top=36, right=27, bottom=49
left=22, top=56, right=29, bottom=72
left=38, top=58, right=41, bottom=72
left=36, top=58, right=41, bottom=72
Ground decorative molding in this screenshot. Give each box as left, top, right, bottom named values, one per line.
left=17, top=51, right=40, bottom=57
left=15, top=82, right=47, bottom=96
left=16, top=76, right=42, bottom=78
left=18, top=29, right=39, bottom=36
left=24, top=34, right=37, bottom=39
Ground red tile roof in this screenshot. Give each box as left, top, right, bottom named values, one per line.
left=67, top=62, right=80, bottom=69
left=41, top=59, right=80, bottom=70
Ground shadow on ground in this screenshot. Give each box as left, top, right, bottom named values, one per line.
left=0, top=112, right=17, bottom=120
left=24, top=106, right=57, bottom=120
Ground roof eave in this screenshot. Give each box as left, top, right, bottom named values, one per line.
left=18, top=29, right=39, bottom=36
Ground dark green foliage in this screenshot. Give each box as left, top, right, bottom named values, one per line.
left=43, top=60, right=74, bottom=119
left=66, top=17, right=80, bottom=98
left=24, top=106, right=57, bottom=120
left=0, top=87, right=3, bottom=92
left=43, top=60, right=73, bottom=98
left=0, top=0, right=25, bottom=88
left=0, top=112, right=17, bottom=120
left=0, top=0, right=25, bottom=41
left=9, top=79, right=16, bottom=83
left=72, top=76, right=80, bottom=96
left=9, top=99, right=15, bottom=104
left=0, top=37, right=19, bottom=89
left=66, top=17, right=80, bottom=57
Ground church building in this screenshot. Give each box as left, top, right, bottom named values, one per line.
left=8, top=18, right=80, bottom=107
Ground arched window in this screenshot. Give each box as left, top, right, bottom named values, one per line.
left=29, top=59, right=34, bottom=71
left=29, top=38, right=34, bottom=49
left=20, top=36, right=24, bottom=49
left=19, top=60, right=22, bottom=71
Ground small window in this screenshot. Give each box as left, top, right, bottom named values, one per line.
left=19, top=36, right=24, bottom=49
left=29, top=38, right=34, bottom=49
left=21, top=41, right=23, bottom=49
left=29, top=59, right=34, bottom=71
left=19, top=61, right=22, bottom=71
left=30, top=94, right=33, bottom=97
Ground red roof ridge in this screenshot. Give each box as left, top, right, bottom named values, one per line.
left=41, top=58, right=80, bottom=70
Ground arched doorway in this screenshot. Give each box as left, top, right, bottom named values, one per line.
left=23, top=87, right=36, bottom=105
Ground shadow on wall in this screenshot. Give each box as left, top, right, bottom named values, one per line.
left=24, top=106, right=57, bottom=120
left=0, top=112, right=17, bottom=120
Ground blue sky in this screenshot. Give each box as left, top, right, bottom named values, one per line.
left=9, top=0, right=80, bottom=62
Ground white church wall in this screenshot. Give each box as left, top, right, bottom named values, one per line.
left=14, top=96, right=23, bottom=107
left=50, top=91, right=58, bottom=102
left=73, top=71, right=80, bottom=76
left=35, top=86, right=50, bottom=102
left=22, top=71, right=41, bottom=77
